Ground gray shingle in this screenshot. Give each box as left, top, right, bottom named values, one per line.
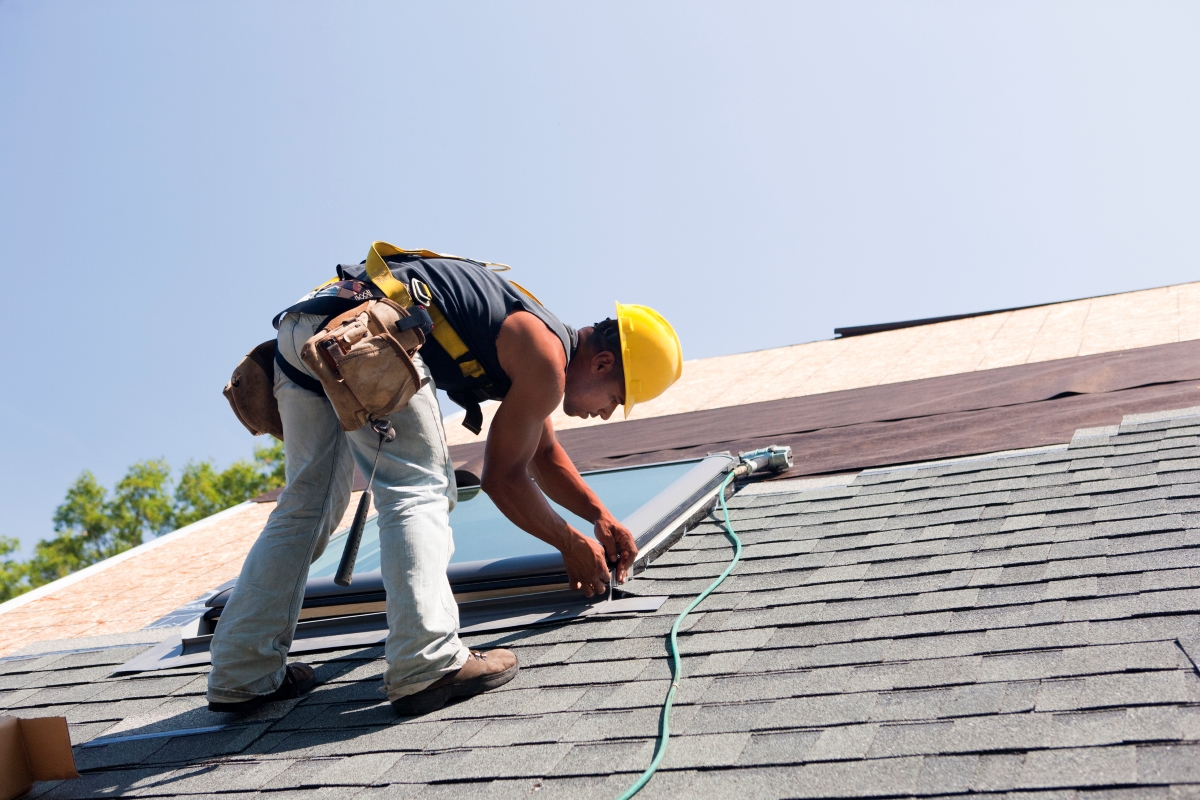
left=683, top=765, right=803, bottom=798
left=977, top=584, right=1048, bottom=607
left=706, top=668, right=854, bottom=703
left=69, top=733, right=172, bottom=772
left=742, top=639, right=893, bottom=672
left=913, top=754, right=980, bottom=794
left=144, top=722, right=273, bottom=765
left=797, top=755, right=926, bottom=797
left=6, top=682, right=109, bottom=708
left=557, top=707, right=658, bottom=743
left=1035, top=671, right=1200, bottom=711
left=149, top=760, right=298, bottom=793
left=680, top=701, right=777, bottom=734
left=735, top=729, right=821, bottom=765
left=1050, top=709, right=1130, bottom=747
left=866, top=720, right=952, bottom=757
left=939, top=682, right=1008, bottom=717
left=1136, top=743, right=1200, bottom=782
left=578, top=676, right=713, bottom=710
left=908, top=588, right=982, bottom=612
left=948, top=713, right=1052, bottom=752
left=979, top=651, right=1067, bottom=682
left=804, top=723, right=880, bottom=760
left=762, top=693, right=879, bottom=728
left=549, top=740, right=651, bottom=777
left=499, top=687, right=590, bottom=716
left=659, top=731, right=751, bottom=769
left=1019, top=745, right=1138, bottom=788
left=868, top=687, right=950, bottom=721
left=35, top=766, right=166, bottom=800
left=972, top=752, right=1028, bottom=791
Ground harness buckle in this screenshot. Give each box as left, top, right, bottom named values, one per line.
left=409, top=277, right=433, bottom=307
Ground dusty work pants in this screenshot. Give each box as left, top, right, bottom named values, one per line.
left=206, top=312, right=469, bottom=704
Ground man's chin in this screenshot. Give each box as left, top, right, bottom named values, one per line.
left=562, top=399, right=600, bottom=420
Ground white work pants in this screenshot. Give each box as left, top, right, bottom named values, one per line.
left=206, top=313, right=469, bottom=704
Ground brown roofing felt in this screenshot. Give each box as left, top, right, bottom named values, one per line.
left=450, top=338, right=1200, bottom=476
left=449, top=279, right=1200, bottom=444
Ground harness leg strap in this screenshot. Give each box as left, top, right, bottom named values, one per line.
left=462, top=402, right=483, bottom=435
left=274, top=344, right=326, bottom=397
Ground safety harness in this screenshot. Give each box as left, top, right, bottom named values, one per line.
left=274, top=242, right=516, bottom=434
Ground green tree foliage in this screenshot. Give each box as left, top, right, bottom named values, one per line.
left=0, top=440, right=285, bottom=602
left=0, top=537, right=27, bottom=603
left=174, top=441, right=285, bottom=527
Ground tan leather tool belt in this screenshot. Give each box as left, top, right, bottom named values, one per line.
left=223, top=298, right=427, bottom=439
left=299, top=298, right=427, bottom=432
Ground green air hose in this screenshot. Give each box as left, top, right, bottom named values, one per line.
left=615, top=469, right=743, bottom=800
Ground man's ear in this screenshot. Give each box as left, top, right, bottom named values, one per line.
left=591, top=350, right=616, bottom=375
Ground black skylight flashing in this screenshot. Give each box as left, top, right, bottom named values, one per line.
left=115, top=453, right=737, bottom=675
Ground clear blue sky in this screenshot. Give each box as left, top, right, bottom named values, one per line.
left=2, top=1, right=1199, bottom=556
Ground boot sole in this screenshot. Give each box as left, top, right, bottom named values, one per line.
left=392, top=661, right=519, bottom=716
left=208, top=669, right=316, bottom=713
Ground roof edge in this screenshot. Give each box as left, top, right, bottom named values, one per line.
left=857, top=443, right=1071, bottom=476
left=1119, top=405, right=1200, bottom=430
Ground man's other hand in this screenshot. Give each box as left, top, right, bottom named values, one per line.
left=594, top=515, right=637, bottom=584
left=563, top=532, right=611, bottom=597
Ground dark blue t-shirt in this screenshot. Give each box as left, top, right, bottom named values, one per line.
left=332, top=256, right=576, bottom=401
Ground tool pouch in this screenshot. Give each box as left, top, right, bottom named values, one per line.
left=223, top=340, right=285, bottom=440
left=300, top=298, right=426, bottom=431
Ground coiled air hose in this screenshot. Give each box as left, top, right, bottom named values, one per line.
left=615, top=469, right=744, bottom=799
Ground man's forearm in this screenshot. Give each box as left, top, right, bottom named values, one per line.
left=529, top=435, right=609, bottom=524
left=483, top=466, right=579, bottom=549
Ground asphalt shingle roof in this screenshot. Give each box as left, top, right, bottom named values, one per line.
left=4, top=409, right=1200, bottom=798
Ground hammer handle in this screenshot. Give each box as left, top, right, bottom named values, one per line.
left=334, top=489, right=372, bottom=587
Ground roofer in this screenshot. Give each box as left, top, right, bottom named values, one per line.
left=207, top=242, right=683, bottom=716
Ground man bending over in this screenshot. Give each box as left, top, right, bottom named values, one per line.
left=207, top=243, right=682, bottom=715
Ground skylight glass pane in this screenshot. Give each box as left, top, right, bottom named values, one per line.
left=307, top=460, right=698, bottom=579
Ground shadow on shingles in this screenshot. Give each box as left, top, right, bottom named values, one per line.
left=52, top=632, right=577, bottom=798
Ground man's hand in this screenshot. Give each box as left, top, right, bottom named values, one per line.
left=563, top=531, right=611, bottom=597
left=594, top=514, right=637, bottom=584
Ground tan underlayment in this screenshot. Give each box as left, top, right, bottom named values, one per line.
left=0, top=497, right=364, bottom=657
left=444, top=280, right=1200, bottom=446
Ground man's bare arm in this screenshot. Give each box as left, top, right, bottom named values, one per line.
left=481, top=312, right=612, bottom=596
left=527, top=419, right=637, bottom=583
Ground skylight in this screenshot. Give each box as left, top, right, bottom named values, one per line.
left=307, top=460, right=699, bottom=578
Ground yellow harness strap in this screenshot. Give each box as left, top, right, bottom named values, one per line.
left=364, top=241, right=487, bottom=381
left=427, top=304, right=486, bottom=380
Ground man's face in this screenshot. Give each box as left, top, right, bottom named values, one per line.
left=563, top=350, right=625, bottom=420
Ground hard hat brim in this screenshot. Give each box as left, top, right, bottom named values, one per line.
left=616, top=302, right=635, bottom=419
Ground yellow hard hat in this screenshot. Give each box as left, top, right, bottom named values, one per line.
left=616, top=302, right=683, bottom=418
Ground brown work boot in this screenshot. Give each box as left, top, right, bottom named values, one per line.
left=391, top=649, right=518, bottom=716
left=208, top=662, right=317, bottom=713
